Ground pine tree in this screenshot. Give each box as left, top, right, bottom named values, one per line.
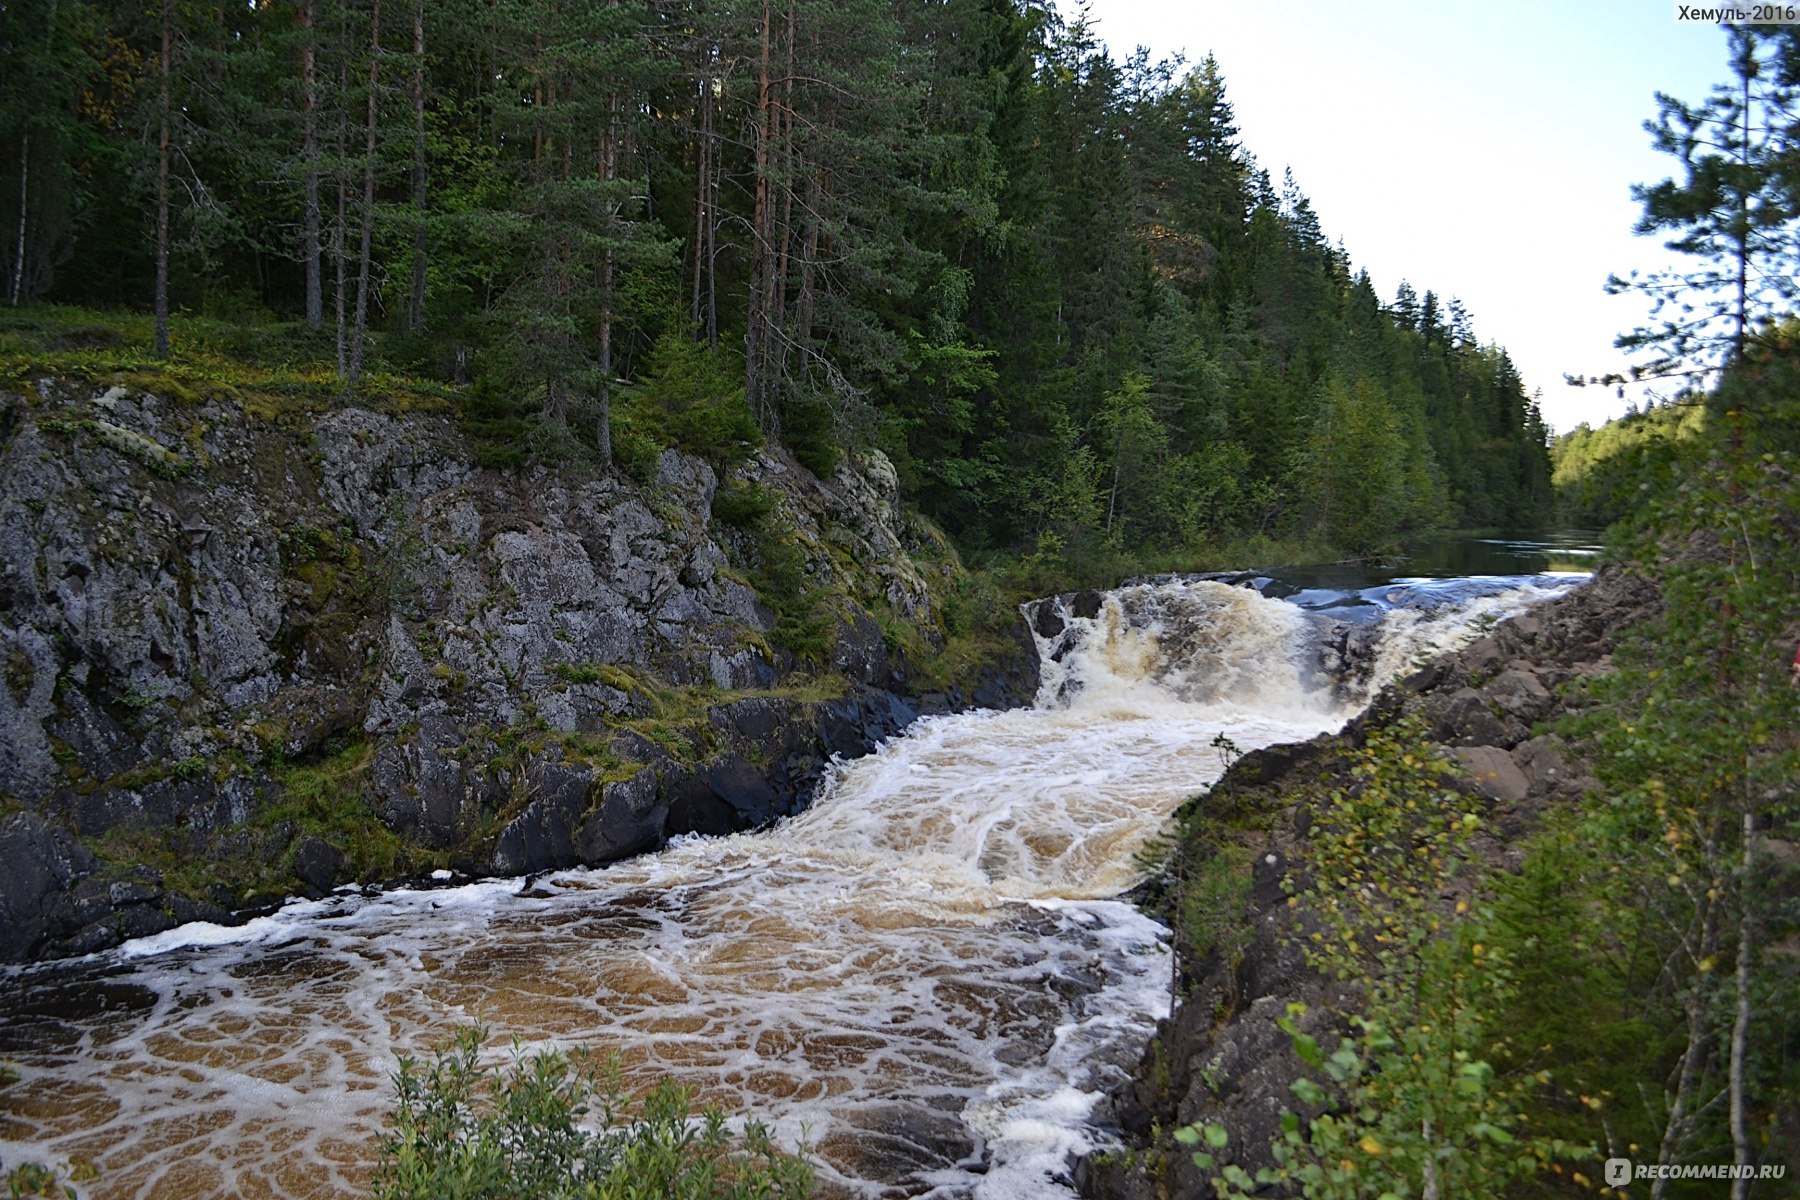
left=1609, top=25, right=1798, bottom=383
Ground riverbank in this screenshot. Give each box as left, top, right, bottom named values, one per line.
left=1076, top=562, right=1663, bottom=1198
left=0, top=374, right=1038, bottom=964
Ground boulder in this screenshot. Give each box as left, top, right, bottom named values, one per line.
left=292, top=837, right=345, bottom=893
left=1486, top=668, right=1552, bottom=722
left=1450, top=745, right=1530, bottom=803
left=1431, top=687, right=1527, bottom=748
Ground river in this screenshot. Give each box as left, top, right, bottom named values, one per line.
left=0, top=546, right=1592, bottom=1199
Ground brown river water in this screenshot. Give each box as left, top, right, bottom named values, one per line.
left=0, top=573, right=1579, bottom=1199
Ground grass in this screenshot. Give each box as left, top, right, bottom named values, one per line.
left=265, top=741, right=422, bottom=880
left=83, top=740, right=432, bottom=903
left=0, top=303, right=456, bottom=418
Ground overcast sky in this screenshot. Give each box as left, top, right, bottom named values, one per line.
left=1083, top=0, right=1735, bottom=433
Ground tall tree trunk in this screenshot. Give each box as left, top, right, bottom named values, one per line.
left=334, top=6, right=349, bottom=377
left=407, top=0, right=426, bottom=333
left=348, top=0, right=381, bottom=385
left=746, top=0, right=776, bottom=432
left=690, top=56, right=709, bottom=338
left=10, top=130, right=27, bottom=307
left=11, top=0, right=55, bottom=307
left=769, top=1, right=796, bottom=399
left=597, top=67, right=617, bottom=466
left=301, top=0, right=322, bottom=328
left=1730, top=810, right=1754, bottom=1200
left=1734, top=54, right=1751, bottom=365
left=794, top=171, right=819, bottom=379
left=704, top=75, right=718, bottom=349
left=1652, top=879, right=1723, bottom=1200
left=154, top=0, right=171, bottom=360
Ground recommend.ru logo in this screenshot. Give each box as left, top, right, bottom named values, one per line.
left=1601, top=1157, right=1786, bottom=1185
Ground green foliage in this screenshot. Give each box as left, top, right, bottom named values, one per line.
left=1171, top=843, right=1254, bottom=1005
left=265, top=741, right=416, bottom=884
left=780, top=391, right=840, bottom=479
left=374, top=1026, right=813, bottom=1200
left=1183, top=720, right=1591, bottom=1197
left=1529, top=362, right=1800, bottom=1184
left=1305, top=379, right=1416, bottom=558
left=1607, top=27, right=1800, bottom=382
left=624, top=334, right=759, bottom=466
left=1550, top=400, right=1708, bottom=527
left=3, top=1157, right=97, bottom=1200
left=711, top=481, right=781, bottom=530
left=2, top=0, right=1551, bottom=563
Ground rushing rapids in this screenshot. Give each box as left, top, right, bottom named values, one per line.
left=0, top=572, right=1579, bottom=1199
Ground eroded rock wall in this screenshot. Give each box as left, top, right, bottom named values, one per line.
left=0, top=379, right=1035, bottom=962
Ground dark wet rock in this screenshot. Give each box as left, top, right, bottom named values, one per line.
left=701, top=753, right=779, bottom=826
left=106, top=878, right=163, bottom=907
left=832, top=611, right=895, bottom=687
left=111, top=905, right=178, bottom=942
left=1070, top=590, right=1105, bottom=620
left=46, top=689, right=147, bottom=783
left=292, top=837, right=345, bottom=893
left=1228, top=735, right=1330, bottom=788
left=167, top=893, right=233, bottom=926
left=1333, top=622, right=1390, bottom=700
left=0, top=382, right=1040, bottom=963
left=491, top=761, right=593, bottom=876
left=61, top=923, right=125, bottom=956
left=662, top=765, right=739, bottom=837
left=0, top=812, right=98, bottom=961
left=370, top=716, right=473, bottom=849
left=709, top=696, right=792, bottom=744
left=1402, top=660, right=1446, bottom=692
left=832, top=1103, right=981, bottom=1188
left=1431, top=686, right=1527, bottom=748
left=577, top=768, right=666, bottom=863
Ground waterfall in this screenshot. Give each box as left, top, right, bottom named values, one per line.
left=0, top=574, right=1576, bottom=1200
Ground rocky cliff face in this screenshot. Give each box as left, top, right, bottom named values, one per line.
left=1076, top=565, right=1662, bottom=1200
left=0, top=378, right=1036, bottom=962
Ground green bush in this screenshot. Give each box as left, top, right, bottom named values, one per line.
left=625, top=334, right=759, bottom=465
left=779, top=391, right=839, bottom=478
left=711, top=480, right=780, bottom=529
left=374, top=1026, right=814, bottom=1200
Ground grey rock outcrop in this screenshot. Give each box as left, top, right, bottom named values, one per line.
left=0, top=381, right=1037, bottom=962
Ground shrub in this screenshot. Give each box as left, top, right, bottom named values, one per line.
left=374, top=1026, right=814, bottom=1200
left=711, top=480, right=780, bottom=529
left=624, top=334, right=759, bottom=465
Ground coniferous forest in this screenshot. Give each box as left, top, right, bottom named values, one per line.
left=0, top=0, right=1552, bottom=559
left=5, top=8, right=1800, bottom=1199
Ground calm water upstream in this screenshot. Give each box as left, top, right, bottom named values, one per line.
left=0, top=546, right=1591, bottom=1199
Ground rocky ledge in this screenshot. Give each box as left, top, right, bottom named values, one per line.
left=1076, top=563, right=1662, bottom=1200
left=0, top=378, right=1037, bottom=963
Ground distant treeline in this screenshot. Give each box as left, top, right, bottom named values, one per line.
left=1, top=0, right=1551, bottom=556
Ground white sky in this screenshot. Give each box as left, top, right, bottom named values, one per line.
left=1084, top=0, right=1735, bottom=433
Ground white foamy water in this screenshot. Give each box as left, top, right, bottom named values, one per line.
left=0, top=577, right=1570, bottom=1199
